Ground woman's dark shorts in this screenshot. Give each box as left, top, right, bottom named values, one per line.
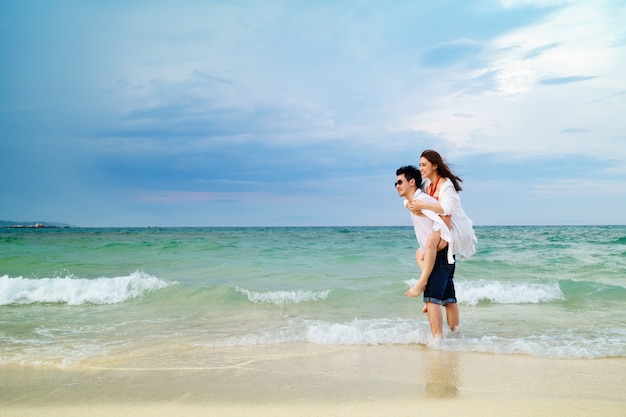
left=423, top=247, right=457, bottom=306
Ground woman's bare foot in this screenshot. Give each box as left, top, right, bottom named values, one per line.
left=405, top=280, right=426, bottom=298
left=405, top=286, right=421, bottom=298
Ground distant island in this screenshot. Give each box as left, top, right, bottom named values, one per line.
left=0, top=220, right=73, bottom=228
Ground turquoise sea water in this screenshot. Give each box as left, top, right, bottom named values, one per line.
left=1, top=226, right=625, bottom=366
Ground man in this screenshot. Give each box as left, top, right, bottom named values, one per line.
left=395, top=165, right=459, bottom=338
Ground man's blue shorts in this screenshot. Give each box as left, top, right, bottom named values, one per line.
left=423, top=247, right=457, bottom=306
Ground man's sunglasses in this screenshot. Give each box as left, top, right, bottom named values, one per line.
left=394, top=179, right=403, bottom=187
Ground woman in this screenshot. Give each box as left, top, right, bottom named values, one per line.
left=407, top=149, right=476, bottom=264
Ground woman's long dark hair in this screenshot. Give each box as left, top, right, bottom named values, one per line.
left=421, top=150, right=463, bottom=192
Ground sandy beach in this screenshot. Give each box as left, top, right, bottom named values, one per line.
left=2, top=344, right=624, bottom=417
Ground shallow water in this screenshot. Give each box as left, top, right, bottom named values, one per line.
left=1, top=225, right=625, bottom=366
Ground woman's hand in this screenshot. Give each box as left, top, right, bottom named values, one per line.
left=406, top=200, right=426, bottom=215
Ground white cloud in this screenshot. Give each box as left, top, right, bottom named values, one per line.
left=499, top=0, right=576, bottom=8
left=406, top=0, right=626, bottom=161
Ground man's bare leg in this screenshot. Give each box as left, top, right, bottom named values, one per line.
left=426, top=302, right=443, bottom=339
left=445, top=302, right=459, bottom=332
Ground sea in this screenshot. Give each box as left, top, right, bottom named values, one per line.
left=1, top=225, right=625, bottom=367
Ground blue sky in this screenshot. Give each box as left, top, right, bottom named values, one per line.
left=1, top=0, right=625, bottom=227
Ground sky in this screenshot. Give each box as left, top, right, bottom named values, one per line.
left=1, top=0, right=625, bottom=227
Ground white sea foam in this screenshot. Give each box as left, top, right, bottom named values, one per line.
left=214, top=318, right=431, bottom=347
left=456, top=280, right=564, bottom=305
left=213, top=318, right=622, bottom=358
left=404, top=278, right=564, bottom=305
left=0, top=271, right=175, bottom=305
left=236, top=287, right=330, bottom=305
left=436, top=332, right=626, bottom=359
left=305, top=318, right=427, bottom=345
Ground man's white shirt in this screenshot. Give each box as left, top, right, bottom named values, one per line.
left=405, top=189, right=451, bottom=251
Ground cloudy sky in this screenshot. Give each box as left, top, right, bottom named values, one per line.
left=1, top=0, right=625, bottom=227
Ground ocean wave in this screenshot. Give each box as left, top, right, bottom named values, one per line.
left=558, top=279, right=626, bottom=298
left=236, top=287, right=330, bottom=305
left=613, top=236, right=626, bottom=245
left=213, top=318, right=624, bottom=359
left=456, top=280, right=563, bottom=305
left=403, top=278, right=564, bottom=305
left=438, top=333, right=626, bottom=359
left=215, top=318, right=427, bottom=347
left=305, top=318, right=425, bottom=345
left=0, top=271, right=176, bottom=305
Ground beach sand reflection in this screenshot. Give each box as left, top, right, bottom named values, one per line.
left=425, top=350, right=459, bottom=398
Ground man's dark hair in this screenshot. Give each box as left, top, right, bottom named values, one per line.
left=396, top=165, right=422, bottom=185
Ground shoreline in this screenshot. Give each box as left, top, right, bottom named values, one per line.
left=2, top=344, right=625, bottom=417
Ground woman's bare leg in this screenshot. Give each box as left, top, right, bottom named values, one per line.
left=406, top=248, right=426, bottom=298
left=418, top=231, right=441, bottom=286
left=413, top=231, right=448, bottom=312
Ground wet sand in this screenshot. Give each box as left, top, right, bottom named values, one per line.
left=2, top=344, right=625, bottom=417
